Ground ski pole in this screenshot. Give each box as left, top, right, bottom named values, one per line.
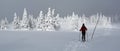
left=86, top=31, right=88, bottom=41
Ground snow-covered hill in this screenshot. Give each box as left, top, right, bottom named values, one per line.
left=0, top=28, right=119, bottom=51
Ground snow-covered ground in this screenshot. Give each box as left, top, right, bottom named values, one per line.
left=0, top=27, right=120, bottom=51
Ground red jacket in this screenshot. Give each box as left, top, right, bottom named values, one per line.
left=80, top=26, right=87, bottom=32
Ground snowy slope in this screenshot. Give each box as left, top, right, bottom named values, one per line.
left=0, top=28, right=120, bottom=51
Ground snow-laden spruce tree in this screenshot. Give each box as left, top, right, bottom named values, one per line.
left=36, top=11, right=44, bottom=30
left=0, top=17, right=8, bottom=30
left=28, top=15, right=36, bottom=30
left=20, top=8, right=29, bottom=30
left=59, top=12, right=79, bottom=31
left=12, top=12, right=20, bottom=29
left=107, top=17, right=112, bottom=28
left=53, top=14, right=60, bottom=30
left=44, top=8, right=55, bottom=31
left=51, top=9, right=60, bottom=30
left=71, top=12, right=79, bottom=31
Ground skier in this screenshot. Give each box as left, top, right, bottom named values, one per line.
left=80, top=23, right=87, bottom=42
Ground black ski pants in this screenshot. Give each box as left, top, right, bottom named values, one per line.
left=82, top=32, right=86, bottom=41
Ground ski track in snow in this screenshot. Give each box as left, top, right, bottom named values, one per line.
left=64, top=40, right=88, bottom=51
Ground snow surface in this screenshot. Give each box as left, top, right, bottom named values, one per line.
left=0, top=28, right=120, bottom=51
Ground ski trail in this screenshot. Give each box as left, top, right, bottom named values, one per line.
left=64, top=41, right=87, bottom=51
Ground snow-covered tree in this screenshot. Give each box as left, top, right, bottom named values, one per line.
left=43, top=8, right=55, bottom=31
left=36, top=11, right=44, bottom=30
left=52, top=14, right=60, bottom=30
left=20, top=8, right=29, bottom=30
left=71, top=12, right=79, bottom=31
left=0, top=17, right=8, bottom=30
left=12, top=12, right=20, bottom=29
left=28, top=15, right=36, bottom=30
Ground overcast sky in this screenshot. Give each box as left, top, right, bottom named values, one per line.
left=0, top=0, right=120, bottom=21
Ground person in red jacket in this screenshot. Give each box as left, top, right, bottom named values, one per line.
left=80, top=23, right=87, bottom=42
